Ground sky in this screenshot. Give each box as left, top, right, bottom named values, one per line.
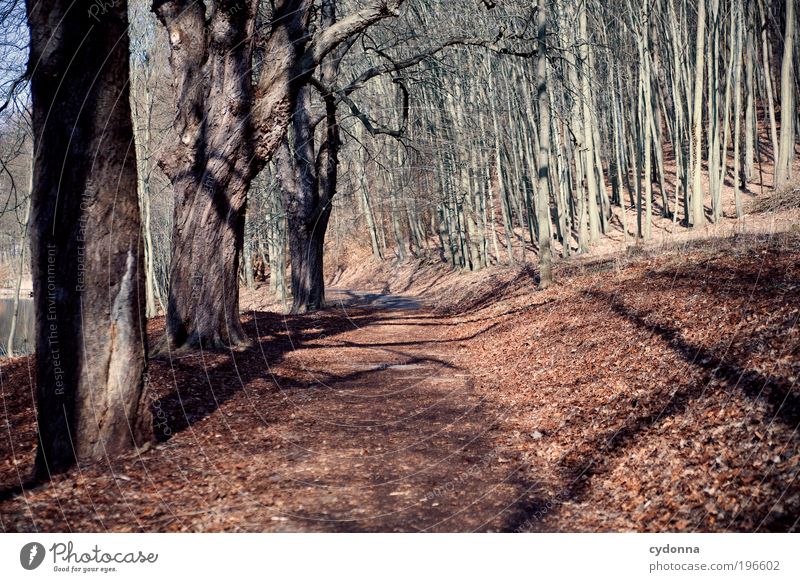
left=0, top=0, right=30, bottom=118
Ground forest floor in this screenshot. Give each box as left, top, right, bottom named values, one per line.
left=1, top=198, right=799, bottom=532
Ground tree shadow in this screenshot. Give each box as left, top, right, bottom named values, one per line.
left=0, top=306, right=387, bottom=502
left=502, top=286, right=799, bottom=532
left=149, top=307, right=387, bottom=441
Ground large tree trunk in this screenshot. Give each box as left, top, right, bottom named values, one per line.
left=275, top=0, right=343, bottom=314
left=26, top=0, right=151, bottom=476
left=286, top=210, right=330, bottom=313
left=154, top=0, right=401, bottom=341
left=154, top=0, right=259, bottom=349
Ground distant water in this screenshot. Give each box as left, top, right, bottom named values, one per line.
left=0, top=297, right=34, bottom=356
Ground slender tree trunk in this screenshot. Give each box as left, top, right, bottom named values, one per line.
left=536, top=0, right=553, bottom=288
left=612, top=65, right=629, bottom=243
left=579, top=1, right=600, bottom=243
left=358, top=143, right=383, bottom=259
left=7, top=191, right=31, bottom=358
left=130, top=44, right=160, bottom=317
left=758, top=0, right=780, bottom=167
left=641, top=2, right=654, bottom=240
left=27, top=0, right=152, bottom=476
left=691, top=0, right=707, bottom=228
left=490, top=75, right=517, bottom=264
left=707, top=0, right=722, bottom=223
left=776, top=0, right=796, bottom=188
left=716, top=0, right=736, bottom=222
left=744, top=11, right=756, bottom=183
left=551, top=79, right=572, bottom=257
left=733, top=0, right=745, bottom=217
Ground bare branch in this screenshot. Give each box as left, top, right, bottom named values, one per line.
left=303, top=0, right=406, bottom=69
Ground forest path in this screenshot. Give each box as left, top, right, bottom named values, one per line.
left=0, top=289, right=533, bottom=532
left=217, top=291, right=527, bottom=532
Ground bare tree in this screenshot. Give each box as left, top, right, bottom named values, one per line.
left=153, top=0, right=405, bottom=348
left=776, top=0, right=796, bottom=189
left=26, top=0, right=151, bottom=476
left=536, top=0, right=552, bottom=287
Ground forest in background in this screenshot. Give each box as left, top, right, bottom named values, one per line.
left=0, top=0, right=797, bottom=532
left=2, top=0, right=798, bottom=318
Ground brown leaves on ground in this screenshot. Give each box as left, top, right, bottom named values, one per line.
left=0, top=232, right=798, bottom=532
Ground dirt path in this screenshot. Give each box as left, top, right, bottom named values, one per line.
left=213, top=290, right=528, bottom=532
left=0, top=291, right=532, bottom=532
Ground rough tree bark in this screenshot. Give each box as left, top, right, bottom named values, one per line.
left=26, top=0, right=151, bottom=476
left=154, top=0, right=404, bottom=346
left=153, top=0, right=260, bottom=349
left=275, top=0, right=341, bottom=314
left=275, top=87, right=337, bottom=313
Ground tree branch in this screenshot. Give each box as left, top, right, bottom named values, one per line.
left=303, top=0, right=406, bottom=69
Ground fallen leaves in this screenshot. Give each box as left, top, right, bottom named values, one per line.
left=0, top=234, right=798, bottom=532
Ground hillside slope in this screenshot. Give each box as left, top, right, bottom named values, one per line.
left=1, top=229, right=798, bottom=532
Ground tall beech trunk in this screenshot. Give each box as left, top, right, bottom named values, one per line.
left=275, top=0, right=342, bottom=314
left=26, top=0, right=151, bottom=476
left=757, top=0, right=780, bottom=167
left=691, top=0, right=707, bottom=228
left=744, top=12, right=756, bottom=183
left=733, top=0, right=745, bottom=216
left=536, top=0, right=553, bottom=288
left=579, top=2, right=600, bottom=244
left=776, top=0, right=796, bottom=188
